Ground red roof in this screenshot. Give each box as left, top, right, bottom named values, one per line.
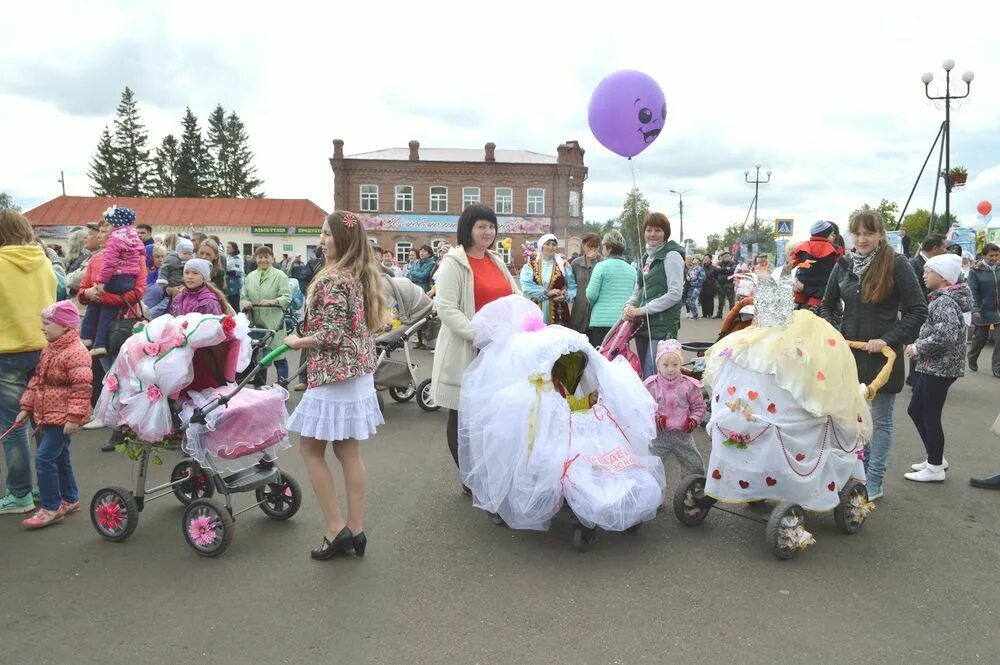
left=23, top=196, right=329, bottom=228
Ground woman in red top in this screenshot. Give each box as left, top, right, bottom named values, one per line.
left=431, top=205, right=521, bottom=478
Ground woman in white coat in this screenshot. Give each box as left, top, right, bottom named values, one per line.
left=431, top=205, right=521, bottom=482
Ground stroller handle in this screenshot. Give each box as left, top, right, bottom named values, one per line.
left=259, top=344, right=290, bottom=367
left=847, top=341, right=897, bottom=400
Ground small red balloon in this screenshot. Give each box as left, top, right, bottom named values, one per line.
left=978, top=200, right=992, bottom=216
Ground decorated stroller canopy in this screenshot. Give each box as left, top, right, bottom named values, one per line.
left=95, top=313, right=253, bottom=442
left=701, top=274, right=872, bottom=511
left=378, top=275, right=433, bottom=345
left=459, top=295, right=665, bottom=532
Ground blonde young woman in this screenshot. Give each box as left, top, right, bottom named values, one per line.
left=284, top=211, right=386, bottom=560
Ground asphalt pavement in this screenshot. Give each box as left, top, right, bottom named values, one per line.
left=2, top=316, right=998, bottom=665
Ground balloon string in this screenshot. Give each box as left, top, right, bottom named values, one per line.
left=628, top=158, right=655, bottom=361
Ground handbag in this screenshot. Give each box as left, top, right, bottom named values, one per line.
left=108, top=293, right=149, bottom=358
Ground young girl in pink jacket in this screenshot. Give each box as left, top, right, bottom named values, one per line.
left=643, top=339, right=706, bottom=479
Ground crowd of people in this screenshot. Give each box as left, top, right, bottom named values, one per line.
left=1, top=202, right=998, bottom=554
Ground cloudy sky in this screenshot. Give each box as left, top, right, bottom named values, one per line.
left=3, top=0, right=1000, bottom=244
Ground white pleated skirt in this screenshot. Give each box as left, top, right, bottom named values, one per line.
left=287, top=374, right=383, bottom=442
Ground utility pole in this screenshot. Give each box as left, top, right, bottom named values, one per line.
left=669, top=188, right=692, bottom=243
left=744, top=164, right=771, bottom=249
left=58, top=171, right=66, bottom=196
left=922, top=60, right=973, bottom=225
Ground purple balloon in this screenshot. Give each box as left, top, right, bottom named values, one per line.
left=588, top=70, right=666, bottom=158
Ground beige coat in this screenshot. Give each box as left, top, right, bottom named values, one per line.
left=430, top=246, right=520, bottom=410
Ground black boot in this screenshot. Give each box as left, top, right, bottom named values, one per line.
left=101, top=429, right=125, bottom=453
left=970, top=473, right=1000, bottom=489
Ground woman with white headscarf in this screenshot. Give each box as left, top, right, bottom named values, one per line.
left=519, top=233, right=576, bottom=325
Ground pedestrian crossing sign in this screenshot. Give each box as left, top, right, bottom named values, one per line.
left=774, top=219, right=794, bottom=236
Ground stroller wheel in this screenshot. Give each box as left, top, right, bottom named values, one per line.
left=572, top=525, right=596, bottom=553
left=834, top=480, right=870, bottom=535
left=256, top=472, right=302, bottom=520
left=388, top=384, right=416, bottom=402
left=416, top=379, right=440, bottom=412
left=90, top=486, right=140, bottom=542
left=673, top=475, right=711, bottom=526
left=183, top=499, right=235, bottom=557
left=171, top=460, right=215, bottom=505
left=766, top=502, right=807, bottom=560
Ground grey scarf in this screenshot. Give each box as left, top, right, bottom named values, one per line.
left=850, top=244, right=880, bottom=280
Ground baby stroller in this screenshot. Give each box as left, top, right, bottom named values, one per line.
left=597, top=318, right=644, bottom=374
left=460, top=296, right=665, bottom=552
left=239, top=303, right=294, bottom=389
left=672, top=275, right=892, bottom=560
left=374, top=276, right=439, bottom=412
left=89, top=313, right=302, bottom=557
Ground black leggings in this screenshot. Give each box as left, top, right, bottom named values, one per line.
left=907, top=373, right=957, bottom=465
left=446, top=409, right=460, bottom=468
left=700, top=291, right=715, bottom=318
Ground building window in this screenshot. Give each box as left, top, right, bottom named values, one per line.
left=243, top=243, right=273, bottom=258
left=495, top=187, right=513, bottom=214
left=569, top=191, right=581, bottom=218
left=462, top=187, right=480, bottom=208
left=360, top=184, right=378, bottom=212
left=395, top=185, right=413, bottom=212
left=496, top=240, right=512, bottom=265
left=527, top=188, right=545, bottom=215
left=430, top=186, right=448, bottom=213
left=395, top=242, right=412, bottom=265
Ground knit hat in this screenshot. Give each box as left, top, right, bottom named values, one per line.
left=176, top=238, right=194, bottom=255
left=184, top=258, right=212, bottom=282
left=41, top=300, right=80, bottom=330
left=810, top=220, right=833, bottom=237
left=925, top=253, right=963, bottom=285
left=655, top=339, right=683, bottom=363
left=104, top=205, right=136, bottom=228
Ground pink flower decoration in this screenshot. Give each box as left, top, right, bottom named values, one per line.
left=720, top=347, right=733, bottom=358
left=105, top=374, right=119, bottom=393
left=146, top=385, right=163, bottom=402
left=342, top=212, right=358, bottom=228
left=521, top=313, right=545, bottom=332
left=742, top=433, right=752, bottom=443
left=142, top=342, right=160, bottom=356
left=187, top=515, right=216, bottom=547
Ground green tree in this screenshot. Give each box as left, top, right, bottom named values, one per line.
left=0, top=192, right=21, bottom=211
left=705, top=233, right=722, bottom=256
left=112, top=86, right=153, bottom=196
left=206, top=104, right=231, bottom=196
left=175, top=108, right=214, bottom=197
left=900, top=209, right=957, bottom=244
left=617, top=187, right=650, bottom=256
left=854, top=198, right=900, bottom=228
left=221, top=112, right=264, bottom=197
left=88, top=125, right=122, bottom=196
left=151, top=134, right=180, bottom=197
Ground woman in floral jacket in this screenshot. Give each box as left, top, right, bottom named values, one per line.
left=284, top=211, right=386, bottom=561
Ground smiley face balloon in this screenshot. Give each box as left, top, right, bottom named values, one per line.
left=588, top=70, right=666, bottom=158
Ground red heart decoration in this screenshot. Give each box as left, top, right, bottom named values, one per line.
left=727, top=386, right=737, bottom=396
left=857, top=414, right=863, bottom=423
left=711, top=469, right=722, bottom=480
left=767, top=403, right=778, bottom=414
left=816, top=371, right=826, bottom=381
left=827, top=338, right=836, bottom=346
left=828, top=482, right=836, bottom=491
left=796, top=347, right=804, bottom=357
left=747, top=390, right=759, bottom=401
left=795, top=453, right=806, bottom=462
left=766, top=477, right=777, bottom=486
left=739, top=480, right=750, bottom=489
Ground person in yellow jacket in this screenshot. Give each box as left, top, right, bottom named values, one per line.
left=0, top=209, right=57, bottom=514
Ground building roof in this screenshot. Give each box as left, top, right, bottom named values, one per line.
left=23, top=196, right=329, bottom=228
left=346, top=148, right=558, bottom=164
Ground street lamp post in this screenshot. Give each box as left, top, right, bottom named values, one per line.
left=744, top=164, right=771, bottom=250
left=922, top=60, right=973, bottom=224
left=669, top=188, right=692, bottom=243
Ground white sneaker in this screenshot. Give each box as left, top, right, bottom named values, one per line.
left=82, top=419, right=106, bottom=430
left=911, top=458, right=949, bottom=472
left=904, top=464, right=946, bottom=483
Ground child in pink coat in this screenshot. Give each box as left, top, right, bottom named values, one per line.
left=643, top=339, right=706, bottom=479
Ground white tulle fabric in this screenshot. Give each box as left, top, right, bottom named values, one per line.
left=703, top=363, right=866, bottom=511
left=180, top=385, right=291, bottom=472
left=287, top=374, right=383, bottom=442
left=94, top=313, right=252, bottom=442
left=460, top=295, right=664, bottom=531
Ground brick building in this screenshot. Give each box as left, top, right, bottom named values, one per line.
left=329, top=139, right=588, bottom=269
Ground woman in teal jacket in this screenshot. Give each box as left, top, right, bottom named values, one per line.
left=585, top=230, right=637, bottom=347
left=407, top=245, right=436, bottom=292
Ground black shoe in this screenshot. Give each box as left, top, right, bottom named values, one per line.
left=311, top=527, right=354, bottom=560
left=352, top=531, right=367, bottom=557
left=968, top=360, right=978, bottom=372
left=100, top=441, right=117, bottom=452
left=970, top=473, right=1000, bottom=489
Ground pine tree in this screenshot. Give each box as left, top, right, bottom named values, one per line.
left=175, top=108, right=214, bottom=197
left=112, top=86, right=153, bottom=196
left=206, top=104, right=231, bottom=197
left=151, top=134, right=180, bottom=197
left=223, top=112, right=264, bottom=197
left=88, top=125, right=122, bottom=196
left=618, top=187, right=650, bottom=257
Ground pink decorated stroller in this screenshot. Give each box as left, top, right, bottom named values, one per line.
left=89, top=312, right=303, bottom=557
left=597, top=318, right=644, bottom=374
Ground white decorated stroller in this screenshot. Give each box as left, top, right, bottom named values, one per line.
left=89, top=313, right=302, bottom=557
left=374, top=275, right=439, bottom=412
left=460, top=295, right=666, bottom=552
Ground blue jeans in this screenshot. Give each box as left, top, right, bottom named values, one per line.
left=35, top=425, right=79, bottom=511
left=0, top=351, right=40, bottom=498
left=80, top=274, right=136, bottom=350
left=865, top=392, right=896, bottom=493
